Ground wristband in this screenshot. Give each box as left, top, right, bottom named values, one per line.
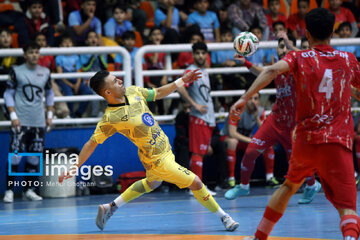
left=10, top=111, right=18, bottom=121
left=47, top=111, right=54, bottom=119
left=244, top=59, right=253, bottom=69
left=175, top=78, right=184, bottom=88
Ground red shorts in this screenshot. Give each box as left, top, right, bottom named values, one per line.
left=287, top=141, right=357, bottom=210
left=189, top=116, right=214, bottom=155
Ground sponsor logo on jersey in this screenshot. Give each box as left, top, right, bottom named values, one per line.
left=142, top=113, right=155, bottom=126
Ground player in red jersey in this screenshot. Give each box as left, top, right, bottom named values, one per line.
left=231, top=8, right=360, bottom=240
left=225, top=36, right=319, bottom=204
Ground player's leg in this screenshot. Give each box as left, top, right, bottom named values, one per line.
left=96, top=177, right=162, bottom=231
left=22, top=127, right=45, bottom=201
left=263, top=147, right=279, bottom=187
left=250, top=141, right=315, bottom=240
left=315, top=143, right=359, bottom=240
left=225, top=121, right=278, bottom=199
left=223, top=136, right=238, bottom=187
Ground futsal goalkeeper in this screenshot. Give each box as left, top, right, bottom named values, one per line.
left=59, top=69, right=239, bottom=232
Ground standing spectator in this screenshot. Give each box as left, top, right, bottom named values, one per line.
left=228, top=0, right=269, bottom=40
left=3, top=42, right=54, bottom=203
left=266, top=0, right=287, bottom=35
left=80, top=30, right=107, bottom=117
left=328, top=0, right=358, bottom=37
left=287, top=0, right=309, bottom=39
left=68, top=0, right=102, bottom=45
left=186, top=0, right=220, bottom=42
left=103, top=4, right=133, bottom=44
left=24, top=0, right=55, bottom=46
left=55, top=35, right=93, bottom=117
left=35, top=32, right=70, bottom=119
left=155, top=0, right=181, bottom=44
left=177, top=42, right=217, bottom=195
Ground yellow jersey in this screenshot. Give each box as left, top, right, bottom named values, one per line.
left=90, top=86, right=171, bottom=165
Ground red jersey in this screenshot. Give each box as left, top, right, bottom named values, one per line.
left=329, top=7, right=356, bottom=30
left=282, top=45, right=360, bottom=150
left=287, top=13, right=306, bottom=38
left=269, top=72, right=296, bottom=130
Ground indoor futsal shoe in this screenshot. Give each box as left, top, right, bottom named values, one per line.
left=96, top=203, right=118, bottom=231
left=298, top=180, right=321, bottom=204
left=225, top=185, right=249, bottom=200
left=221, top=214, right=239, bottom=231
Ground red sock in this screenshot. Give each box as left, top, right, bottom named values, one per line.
left=226, top=149, right=236, bottom=178
left=340, top=215, right=360, bottom=239
left=190, top=154, right=204, bottom=180
left=241, top=144, right=262, bottom=185
left=255, top=206, right=283, bottom=240
left=306, top=175, right=316, bottom=186
left=263, top=147, right=275, bottom=175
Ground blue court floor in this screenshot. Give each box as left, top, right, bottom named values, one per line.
left=0, top=187, right=357, bottom=240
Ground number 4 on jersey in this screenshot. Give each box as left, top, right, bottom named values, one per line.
left=318, top=69, right=333, bottom=99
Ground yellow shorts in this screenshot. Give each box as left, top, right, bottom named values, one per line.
left=145, top=151, right=196, bottom=189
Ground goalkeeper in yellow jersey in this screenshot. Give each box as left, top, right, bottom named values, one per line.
left=59, top=69, right=239, bottom=232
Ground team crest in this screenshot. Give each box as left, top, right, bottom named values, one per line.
left=142, top=113, right=155, bottom=126
left=135, top=96, right=141, bottom=101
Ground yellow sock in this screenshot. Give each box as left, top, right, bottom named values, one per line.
left=192, top=184, right=220, bottom=213
left=121, top=179, right=152, bottom=203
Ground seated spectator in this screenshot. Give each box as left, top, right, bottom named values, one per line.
left=211, top=28, right=236, bottom=68
left=328, top=0, right=358, bottom=37
left=267, top=21, right=288, bottom=63
left=0, top=10, right=29, bottom=47
left=126, top=0, right=147, bottom=39
left=24, top=0, right=55, bottom=46
left=269, top=20, right=287, bottom=40
left=35, top=33, right=70, bottom=119
left=334, top=22, right=359, bottom=56
left=144, top=27, right=167, bottom=115
left=218, top=6, right=232, bottom=30
left=155, top=0, right=181, bottom=44
left=246, top=26, right=270, bottom=66
left=177, top=31, right=211, bottom=69
left=266, top=0, right=287, bottom=36
left=287, top=0, right=308, bottom=39
left=68, top=0, right=102, bottom=46
left=104, top=4, right=133, bottom=45
left=228, top=0, right=269, bottom=40
left=55, top=35, right=93, bottom=117
left=186, top=0, right=220, bottom=42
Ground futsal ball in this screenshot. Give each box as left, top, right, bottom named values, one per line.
left=233, top=32, right=259, bottom=57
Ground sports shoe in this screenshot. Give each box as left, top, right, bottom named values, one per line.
left=23, top=189, right=42, bottom=201
left=221, top=214, right=239, bottom=231
left=225, top=185, right=250, bottom=200
left=3, top=190, right=14, bottom=203
left=298, top=180, right=321, bottom=204
left=228, top=178, right=235, bottom=187
left=266, top=177, right=281, bottom=188
left=96, top=203, right=118, bottom=231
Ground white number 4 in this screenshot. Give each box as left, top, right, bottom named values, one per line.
left=318, top=69, right=333, bottom=99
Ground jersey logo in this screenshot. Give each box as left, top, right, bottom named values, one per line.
left=142, top=113, right=155, bottom=126
left=121, top=115, right=128, bottom=121
left=135, top=96, right=141, bottom=102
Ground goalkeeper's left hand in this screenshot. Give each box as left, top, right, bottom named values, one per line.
left=182, top=68, right=202, bottom=84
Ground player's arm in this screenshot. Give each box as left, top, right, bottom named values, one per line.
left=228, top=124, right=251, bottom=143
left=232, top=60, right=290, bottom=115
left=59, top=139, right=98, bottom=183
left=234, top=53, right=264, bottom=76
left=44, top=76, right=55, bottom=132
left=177, top=86, right=208, bottom=114
left=4, top=69, right=21, bottom=132
left=155, top=68, right=201, bottom=100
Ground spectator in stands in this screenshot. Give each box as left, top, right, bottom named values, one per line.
left=35, top=32, right=70, bottom=119
left=126, top=0, right=147, bottom=39
left=328, top=0, right=358, bottom=37
left=0, top=9, right=29, bottom=47
left=24, top=0, right=55, bottom=46
left=228, top=0, right=269, bottom=40
left=177, top=31, right=211, bottom=69
left=144, top=27, right=167, bottom=115
left=334, top=22, right=359, bottom=56
left=269, top=20, right=287, bottom=40
left=68, top=0, right=102, bottom=46
left=266, top=0, right=287, bottom=36
left=186, top=0, right=220, bottom=42
left=104, top=4, right=133, bottom=45
left=287, top=0, right=309, bottom=39
left=267, top=21, right=288, bottom=63
left=247, top=26, right=269, bottom=66
left=55, top=35, right=93, bottom=117
left=3, top=41, right=54, bottom=203
left=81, top=30, right=108, bottom=117
left=155, top=0, right=181, bottom=44
left=0, top=28, right=21, bottom=119
left=217, top=6, right=232, bottom=30
left=300, top=37, right=309, bottom=50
